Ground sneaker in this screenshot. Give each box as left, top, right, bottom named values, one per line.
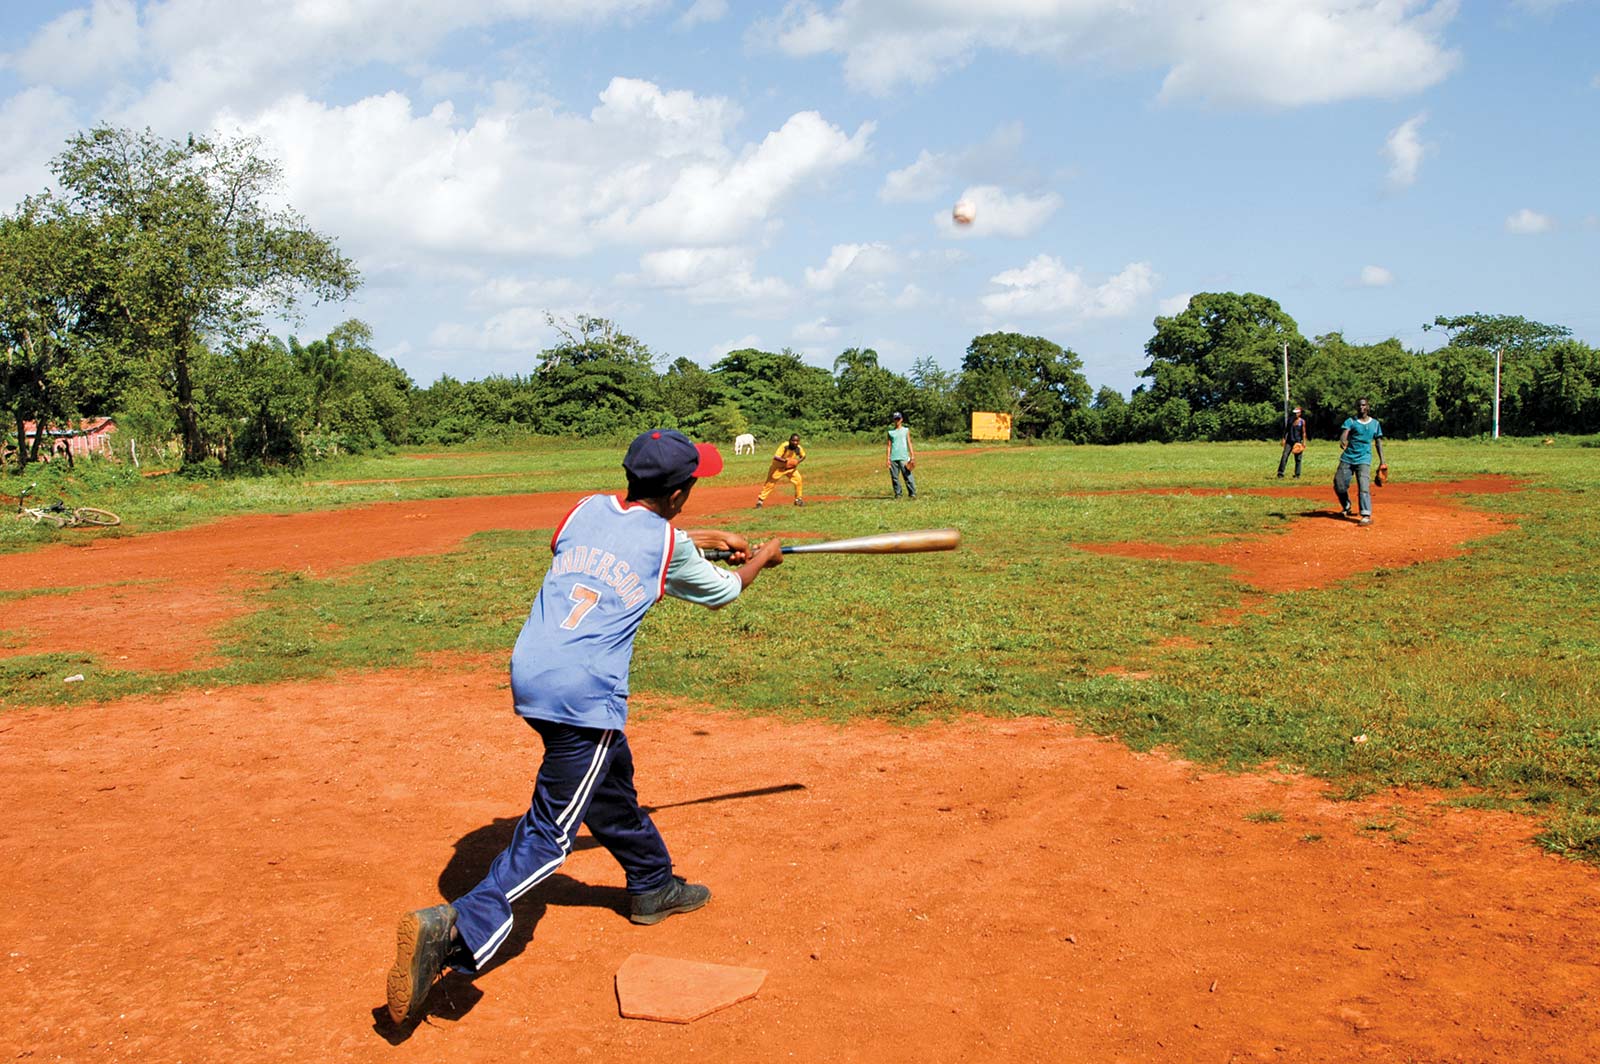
left=754, top=500, right=763, bottom=509
left=794, top=498, right=804, bottom=507
left=386, top=904, right=457, bottom=1027
left=630, top=875, right=711, bottom=925
left=1341, top=505, right=1352, bottom=517
left=1276, top=473, right=1284, bottom=479
left=1359, top=516, right=1372, bottom=526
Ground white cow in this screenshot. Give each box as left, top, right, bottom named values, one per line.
left=733, top=433, right=756, bottom=455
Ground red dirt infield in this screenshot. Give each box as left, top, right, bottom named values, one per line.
left=4, top=475, right=1598, bottom=1063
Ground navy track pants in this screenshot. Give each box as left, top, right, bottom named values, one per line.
left=451, top=718, right=673, bottom=971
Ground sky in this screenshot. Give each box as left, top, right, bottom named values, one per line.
left=1, top=1, right=1596, bottom=395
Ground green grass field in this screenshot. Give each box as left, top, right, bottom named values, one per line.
left=4, top=434, right=1599, bottom=858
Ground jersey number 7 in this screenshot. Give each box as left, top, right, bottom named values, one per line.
left=560, top=584, right=601, bottom=630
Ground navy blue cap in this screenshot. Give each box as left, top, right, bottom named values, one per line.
left=623, top=429, right=723, bottom=489
left=891, top=412, right=903, bottom=420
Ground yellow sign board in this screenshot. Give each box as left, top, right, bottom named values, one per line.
left=971, top=411, right=1012, bottom=441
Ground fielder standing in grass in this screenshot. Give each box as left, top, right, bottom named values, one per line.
left=1277, top=405, right=1308, bottom=479
left=756, top=432, right=806, bottom=508
left=386, top=429, right=784, bottom=1028
left=886, top=412, right=917, bottom=499
left=1334, top=397, right=1387, bottom=526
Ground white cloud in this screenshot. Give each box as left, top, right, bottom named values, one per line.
left=624, top=246, right=793, bottom=307
left=804, top=243, right=898, bottom=291
left=680, top=0, right=728, bottom=28
left=1158, top=293, right=1194, bottom=316
left=879, top=122, right=1026, bottom=202
left=0, top=87, right=78, bottom=206
left=9, top=0, right=664, bottom=132
left=939, top=185, right=1061, bottom=238
left=219, top=79, right=867, bottom=266
left=429, top=306, right=556, bottom=353
left=704, top=334, right=763, bottom=363
left=1384, top=113, right=1429, bottom=188
left=470, top=275, right=594, bottom=309
left=1505, top=208, right=1554, bottom=234
left=1359, top=265, right=1394, bottom=287
left=757, top=1, right=1461, bottom=106
left=982, top=257, right=1156, bottom=320
left=9, top=0, right=142, bottom=87
left=595, top=109, right=874, bottom=245
left=792, top=317, right=842, bottom=344
left=881, top=149, right=946, bottom=203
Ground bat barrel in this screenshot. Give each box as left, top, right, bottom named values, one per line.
left=782, top=528, right=961, bottom=554
left=703, top=528, right=960, bottom=560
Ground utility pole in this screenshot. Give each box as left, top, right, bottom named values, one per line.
left=1282, top=341, right=1290, bottom=428
left=1493, top=346, right=1502, bottom=440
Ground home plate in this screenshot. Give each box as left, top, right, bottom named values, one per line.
left=614, top=953, right=767, bottom=1023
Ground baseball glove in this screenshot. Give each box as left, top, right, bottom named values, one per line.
left=906, top=458, right=916, bottom=471
left=1291, top=442, right=1304, bottom=455
left=1374, top=463, right=1388, bottom=487
left=784, top=456, right=799, bottom=470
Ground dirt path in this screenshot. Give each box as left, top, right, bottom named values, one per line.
left=0, top=482, right=769, bottom=671
left=5, top=473, right=1596, bottom=1062
left=4, top=675, right=1598, bottom=1063
left=1076, top=477, right=1522, bottom=592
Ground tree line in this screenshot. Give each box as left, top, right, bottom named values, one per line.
left=5, top=127, right=1597, bottom=474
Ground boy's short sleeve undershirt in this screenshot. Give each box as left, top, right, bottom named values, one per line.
left=664, top=529, right=742, bottom=608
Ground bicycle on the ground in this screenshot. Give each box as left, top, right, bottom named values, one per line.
left=14, top=484, right=121, bottom=528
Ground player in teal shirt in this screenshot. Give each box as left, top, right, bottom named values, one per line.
left=886, top=412, right=917, bottom=499
left=1334, top=397, right=1386, bottom=525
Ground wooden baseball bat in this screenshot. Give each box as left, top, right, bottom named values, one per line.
left=701, top=527, right=960, bottom=561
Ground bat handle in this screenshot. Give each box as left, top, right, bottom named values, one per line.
left=701, top=545, right=792, bottom=562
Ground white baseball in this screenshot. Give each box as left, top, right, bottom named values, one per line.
left=952, top=199, right=976, bottom=225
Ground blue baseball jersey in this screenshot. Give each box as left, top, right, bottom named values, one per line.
left=509, top=494, right=741, bottom=730
left=510, top=494, right=674, bottom=730
left=1340, top=417, right=1382, bottom=465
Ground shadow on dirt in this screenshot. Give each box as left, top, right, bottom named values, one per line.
left=372, top=781, right=807, bottom=1040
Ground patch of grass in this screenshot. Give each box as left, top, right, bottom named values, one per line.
left=1243, top=809, right=1284, bottom=823
left=6, top=435, right=1600, bottom=863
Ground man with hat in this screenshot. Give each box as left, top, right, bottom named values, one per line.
left=886, top=411, right=917, bottom=499
left=385, top=429, right=785, bottom=1028
left=1277, top=406, right=1308, bottom=479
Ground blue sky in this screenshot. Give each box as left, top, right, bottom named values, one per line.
left=1, top=1, right=1595, bottom=394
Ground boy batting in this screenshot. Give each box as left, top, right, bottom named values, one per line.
left=385, top=429, right=783, bottom=1027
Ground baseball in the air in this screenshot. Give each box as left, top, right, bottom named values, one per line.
left=952, top=199, right=976, bottom=225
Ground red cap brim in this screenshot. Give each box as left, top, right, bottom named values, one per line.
left=692, top=442, right=723, bottom=479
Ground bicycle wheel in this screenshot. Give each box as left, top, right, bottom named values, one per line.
left=71, top=507, right=121, bottom=527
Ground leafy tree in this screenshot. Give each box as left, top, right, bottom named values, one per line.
left=1426, top=346, right=1494, bottom=436
left=532, top=313, right=663, bottom=436
left=710, top=347, right=836, bottom=434
left=0, top=196, right=103, bottom=468
left=201, top=337, right=313, bottom=467
left=1422, top=313, right=1574, bottom=436
left=1140, top=292, right=1308, bottom=438
left=1518, top=339, right=1600, bottom=434
left=49, top=125, right=358, bottom=464
left=303, top=320, right=413, bottom=452
left=907, top=356, right=961, bottom=437
left=660, top=357, right=725, bottom=424
left=1423, top=313, right=1571, bottom=353
left=694, top=400, right=749, bottom=442
left=832, top=347, right=915, bottom=433
left=1295, top=333, right=1433, bottom=439
left=954, top=331, right=1090, bottom=439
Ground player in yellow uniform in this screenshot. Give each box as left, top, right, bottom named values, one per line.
left=756, top=433, right=806, bottom=507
